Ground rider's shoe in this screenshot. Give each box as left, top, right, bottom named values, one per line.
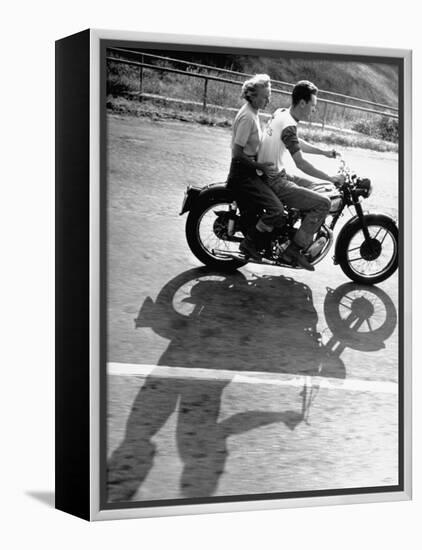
left=283, top=242, right=315, bottom=271
left=239, top=227, right=268, bottom=262
left=239, top=236, right=263, bottom=262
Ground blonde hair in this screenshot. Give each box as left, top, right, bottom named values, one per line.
left=241, top=74, right=271, bottom=103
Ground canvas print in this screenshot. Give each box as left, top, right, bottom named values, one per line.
left=102, top=42, right=401, bottom=508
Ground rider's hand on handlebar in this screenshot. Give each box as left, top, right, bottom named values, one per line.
left=325, top=149, right=340, bottom=159
left=331, top=174, right=345, bottom=187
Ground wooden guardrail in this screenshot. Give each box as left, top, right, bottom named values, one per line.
left=106, top=48, right=399, bottom=128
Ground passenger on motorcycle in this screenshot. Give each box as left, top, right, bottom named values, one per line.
left=257, top=80, right=343, bottom=271
left=226, top=74, right=286, bottom=261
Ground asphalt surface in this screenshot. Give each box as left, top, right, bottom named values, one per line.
left=105, top=114, right=400, bottom=504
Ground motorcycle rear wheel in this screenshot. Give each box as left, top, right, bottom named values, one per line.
left=186, top=199, right=248, bottom=271
left=336, top=214, right=398, bottom=285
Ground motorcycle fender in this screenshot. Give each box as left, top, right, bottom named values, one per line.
left=199, top=182, right=235, bottom=203
left=333, top=212, right=397, bottom=264
left=179, top=185, right=202, bottom=215
left=179, top=182, right=233, bottom=215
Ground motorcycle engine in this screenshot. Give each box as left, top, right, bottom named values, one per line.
left=306, top=235, right=328, bottom=259
left=272, top=236, right=291, bottom=259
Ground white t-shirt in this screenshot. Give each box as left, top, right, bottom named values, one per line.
left=257, top=108, right=301, bottom=172
left=231, top=102, right=262, bottom=157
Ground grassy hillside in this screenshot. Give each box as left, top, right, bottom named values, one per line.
left=239, top=56, right=398, bottom=106
left=127, top=49, right=399, bottom=106
left=107, top=48, right=399, bottom=145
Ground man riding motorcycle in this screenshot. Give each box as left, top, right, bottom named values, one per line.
left=257, top=80, right=343, bottom=270
left=181, top=77, right=398, bottom=285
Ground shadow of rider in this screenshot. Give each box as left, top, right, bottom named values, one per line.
left=107, top=268, right=397, bottom=503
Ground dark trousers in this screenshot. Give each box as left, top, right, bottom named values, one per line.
left=226, top=159, right=285, bottom=230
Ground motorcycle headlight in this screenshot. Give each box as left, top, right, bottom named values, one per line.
left=356, top=177, right=372, bottom=198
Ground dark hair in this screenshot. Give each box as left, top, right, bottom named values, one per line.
left=292, top=80, right=318, bottom=106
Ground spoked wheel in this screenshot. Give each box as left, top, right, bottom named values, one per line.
left=336, top=214, right=398, bottom=285
left=186, top=199, right=248, bottom=271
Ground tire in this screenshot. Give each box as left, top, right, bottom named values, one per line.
left=336, top=214, right=398, bottom=285
left=186, top=197, right=248, bottom=271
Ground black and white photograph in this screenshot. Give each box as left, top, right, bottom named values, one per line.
left=4, top=0, right=420, bottom=545
left=102, top=40, right=404, bottom=510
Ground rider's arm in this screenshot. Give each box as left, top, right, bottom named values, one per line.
left=291, top=149, right=337, bottom=183
left=298, top=138, right=337, bottom=158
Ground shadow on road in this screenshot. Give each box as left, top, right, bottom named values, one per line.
left=107, top=267, right=397, bottom=503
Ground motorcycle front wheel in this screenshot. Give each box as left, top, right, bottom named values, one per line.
left=336, top=214, right=398, bottom=285
left=186, top=198, right=248, bottom=271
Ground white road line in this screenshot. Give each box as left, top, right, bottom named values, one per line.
left=107, top=362, right=398, bottom=395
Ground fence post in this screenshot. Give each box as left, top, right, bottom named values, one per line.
left=322, top=101, right=328, bottom=130
left=203, top=78, right=208, bottom=111
left=139, top=55, right=144, bottom=102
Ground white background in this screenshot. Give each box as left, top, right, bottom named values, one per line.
left=1, top=1, right=420, bottom=548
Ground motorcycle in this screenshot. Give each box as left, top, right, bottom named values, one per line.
left=180, top=160, right=398, bottom=285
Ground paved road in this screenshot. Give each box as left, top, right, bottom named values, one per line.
left=105, top=114, right=400, bottom=504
